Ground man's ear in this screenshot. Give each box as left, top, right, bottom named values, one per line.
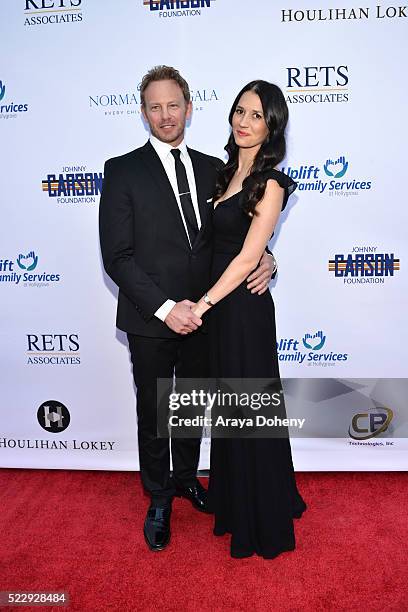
left=186, top=100, right=193, bottom=120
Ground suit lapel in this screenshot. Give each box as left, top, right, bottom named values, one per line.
left=139, top=141, right=190, bottom=250
left=189, top=148, right=212, bottom=247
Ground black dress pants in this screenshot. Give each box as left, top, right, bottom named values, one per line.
left=127, top=330, right=209, bottom=507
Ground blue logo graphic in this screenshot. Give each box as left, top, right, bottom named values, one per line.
left=0, top=80, right=29, bottom=115
left=281, top=154, right=371, bottom=195
left=302, top=331, right=326, bottom=350
left=17, top=251, right=38, bottom=271
left=324, top=155, right=348, bottom=178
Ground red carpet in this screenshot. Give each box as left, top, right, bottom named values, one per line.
left=0, top=469, right=407, bottom=611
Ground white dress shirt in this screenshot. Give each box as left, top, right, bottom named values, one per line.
left=149, top=135, right=201, bottom=322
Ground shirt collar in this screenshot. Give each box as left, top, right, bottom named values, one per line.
left=150, top=134, right=188, bottom=163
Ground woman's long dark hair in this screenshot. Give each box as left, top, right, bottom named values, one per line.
left=214, top=80, right=288, bottom=216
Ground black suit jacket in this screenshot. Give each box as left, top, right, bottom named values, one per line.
left=99, top=141, right=224, bottom=338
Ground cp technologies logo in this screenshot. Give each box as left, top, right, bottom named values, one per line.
left=37, top=400, right=71, bottom=433
left=89, top=82, right=219, bottom=117
left=24, top=0, right=83, bottom=26
left=0, top=252, right=61, bottom=287
left=281, top=155, right=372, bottom=197
left=42, top=165, right=103, bottom=204
left=0, top=80, right=29, bottom=119
left=349, top=407, right=393, bottom=441
left=27, top=334, right=80, bottom=365
left=285, top=65, right=349, bottom=104
left=277, top=330, right=348, bottom=367
left=329, top=246, right=400, bottom=285
left=143, top=0, right=216, bottom=18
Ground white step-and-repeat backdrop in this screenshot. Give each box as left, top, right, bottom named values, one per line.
left=1, top=0, right=407, bottom=471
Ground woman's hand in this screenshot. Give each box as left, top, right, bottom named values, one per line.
left=191, top=299, right=211, bottom=319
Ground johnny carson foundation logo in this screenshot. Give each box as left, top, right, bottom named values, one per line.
left=24, top=0, right=83, bottom=26
left=277, top=330, right=349, bottom=367
left=42, top=165, right=103, bottom=204
left=349, top=407, right=394, bottom=441
left=281, top=6, right=407, bottom=22
left=26, top=334, right=80, bottom=365
left=329, top=246, right=400, bottom=284
left=143, top=0, right=216, bottom=18
left=285, top=65, right=349, bottom=104
left=0, top=252, right=61, bottom=287
left=281, top=155, right=372, bottom=197
left=0, top=81, right=29, bottom=119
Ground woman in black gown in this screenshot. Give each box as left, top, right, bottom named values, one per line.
left=192, top=80, right=306, bottom=559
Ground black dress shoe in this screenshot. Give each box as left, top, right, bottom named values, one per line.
left=174, top=480, right=211, bottom=513
left=143, top=504, right=171, bottom=551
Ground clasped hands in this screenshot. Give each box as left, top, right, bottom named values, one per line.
left=164, top=253, right=277, bottom=335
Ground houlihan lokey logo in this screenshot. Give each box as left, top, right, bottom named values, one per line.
left=281, top=6, right=407, bottom=23
left=37, top=400, right=71, bottom=433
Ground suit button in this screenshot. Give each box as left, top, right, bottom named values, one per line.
left=191, top=254, right=197, bottom=260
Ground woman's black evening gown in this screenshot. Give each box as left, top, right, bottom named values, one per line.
left=208, top=169, right=306, bottom=559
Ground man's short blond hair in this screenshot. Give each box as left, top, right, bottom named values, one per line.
left=140, top=65, right=190, bottom=106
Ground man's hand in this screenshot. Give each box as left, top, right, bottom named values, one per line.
left=164, top=300, right=202, bottom=335
left=246, top=252, right=277, bottom=295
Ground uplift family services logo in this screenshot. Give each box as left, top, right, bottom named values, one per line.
left=277, top=330, right=349, bottom=367
left=0, top=80, right=29, bottom=119
left=0, top=252, right=61, bottom=287
left=281, top=155, right=372, bottom=197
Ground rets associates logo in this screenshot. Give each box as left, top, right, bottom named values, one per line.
left=285, top=65, right=349, bottom=104
left=27, top=334, right=80, bottom=365
left=24, top=1, right=83, bottom=26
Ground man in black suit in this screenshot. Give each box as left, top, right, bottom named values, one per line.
left=99, top=66, right=275, bottom=551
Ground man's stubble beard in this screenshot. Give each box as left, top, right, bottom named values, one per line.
left=150, top=123, right=186, bottom=146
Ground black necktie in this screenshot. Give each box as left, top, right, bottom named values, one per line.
left=170, top=148, right=198, bottom=246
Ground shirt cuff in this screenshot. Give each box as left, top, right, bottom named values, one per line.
left=155, top=299, right=176, bottom=322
